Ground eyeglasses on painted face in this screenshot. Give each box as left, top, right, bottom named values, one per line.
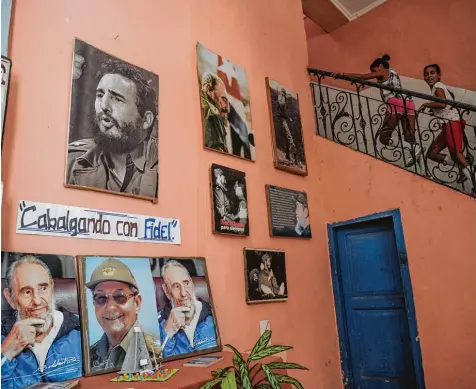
left=92, top=292, right=137, bottom=306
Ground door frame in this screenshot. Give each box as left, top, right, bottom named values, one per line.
left=327, top=209, right=425, bottom=389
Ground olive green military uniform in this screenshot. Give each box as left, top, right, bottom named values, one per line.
left=200, top=90, right=228, bottom=153
left=86, top=258, right=162, bottom=372
left=66, top=137, right=158, bottom=198
left=89, top=322, right=161, bottom=372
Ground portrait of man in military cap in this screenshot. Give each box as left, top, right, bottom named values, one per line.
left=77, top=256, right=161, bottom=376
left=65, top=38, right=159, bottom=202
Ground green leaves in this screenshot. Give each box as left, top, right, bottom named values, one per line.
left=255, top=385, right=272, bottom=389
left=198, top=376, right=222, bottom=389
left=225, top=344, right=246, bottom=365
left=239, top=362, right=253, bottom=389
left=213, top=366, right=234, bottom=379
left=274, top=374, right=305, bottom=389
left=232, top=354, right=241, bottom=370
left=249, top=329, right=272, bottom=361
left=220, top=371, right=238, bottom=389
left=200, top=330, right=308, bottom=389
left=265, top=362, right=309, bottom=371
left=262, top=365, right=280, bottom=389
left=247, top=329, right=294, bottom=363
left=248, top=345, right=293, bottom=362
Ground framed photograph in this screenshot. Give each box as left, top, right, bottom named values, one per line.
left=197, top=42, right=255, bottom=161
left=266, top=184, right=312, bottom=239
left=1, top=55, right=12, bottom=149
left=77, top=256, right=162, bottom=376
left=65, top=38, right=159, bottom=202
left=266, top=78, right=307, bottom=175
left=151, top=257, right=222, bottom=361
left=210, top=163, right=249, bottom=236
left=1, top=251, right=83, bottom=388
left=244, top=249, right=288, bottom=304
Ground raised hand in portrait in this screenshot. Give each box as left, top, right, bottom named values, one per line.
left=163, top=307, right=191, bottom=338
left=1, top=318, right=45, bottom=359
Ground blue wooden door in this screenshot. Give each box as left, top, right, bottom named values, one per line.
left=335, top=219, right=417, bottom=389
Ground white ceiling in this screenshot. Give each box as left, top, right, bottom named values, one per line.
left=330, top=0, right=388, bottom=19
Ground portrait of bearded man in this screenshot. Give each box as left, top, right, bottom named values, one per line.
left=1, top=254, right=82, bottom=389
left=66, top=39, right=159, bottom=201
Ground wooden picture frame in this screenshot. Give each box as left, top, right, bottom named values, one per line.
left=1, top=55, right=12, bottom=149
left=0, top=251, right=83, bottom=385
left=266, top=184, right=312, bottom=239
left=77, top=255, right=162, bottom=376
left=77, top=255, right=222, bottom=376
left=197, top=42, right=256, bottom=162
left=151, top=257, right=223, bottom=362
left=244, top=248, right=288, bottom=304
left=64, top=38, right=159, bottom=203
left=210, top=163, right=249, bottom=236
left=265, top=77, right=308, bottom=176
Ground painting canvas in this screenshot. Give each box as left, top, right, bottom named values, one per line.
left=1, top=251, right=82, bottom=388
left=197, top=42, right=255, bottom=161
left=210, top=163, right=249, bottom=236
left=244, top=249, right=288, bottom=304
left=266, top=78, right=307, bottom=175
left=1, top=55, right=11, bottom=149
left=77, top=256, right=162, bottom=376
left=151, top=257, right=222, bottom=361
left=65, top=38, right=159, bottom=202
left=266, top=185, right=312, bottom=239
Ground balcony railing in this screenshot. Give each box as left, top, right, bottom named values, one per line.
left=308, top=68, right=476, bottom=198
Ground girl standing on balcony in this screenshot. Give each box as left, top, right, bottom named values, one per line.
left=335, top=54, right=422, bottom=168
left=418, top=64, right=473, bottom=185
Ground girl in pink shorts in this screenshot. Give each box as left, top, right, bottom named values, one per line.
left=418, top=64, right=473, bottom=186
left=337, top=54, right=422, bottom=168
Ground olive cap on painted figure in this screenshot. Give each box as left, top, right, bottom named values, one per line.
left=85, top=257, right=138, bottom=290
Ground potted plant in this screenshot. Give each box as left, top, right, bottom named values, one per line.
left=199, top=329, right=308, bottom=389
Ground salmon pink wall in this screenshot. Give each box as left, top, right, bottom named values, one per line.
left=306, top=0, right=476, bottom=91
left=1, top=1, right=343, bottom=388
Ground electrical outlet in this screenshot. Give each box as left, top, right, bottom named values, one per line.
left=260, top=320, right=271, bottom=346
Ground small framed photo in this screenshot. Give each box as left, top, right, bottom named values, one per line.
left=65, top=38, right=159, bottom=202
left=266, top=78, right=307, bottom=175
left=244, top=248, right=288, bottom=304
left=266, top=184, right=312, bottom=239
left=77, top=256, right=162, bottom=376
left=1, top=55, right=12, bottom=149
left=210, top=163, right=249, bottom=236
left=1, top=251, right=83, bottom=387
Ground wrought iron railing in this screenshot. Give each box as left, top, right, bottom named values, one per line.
left=308, top=68, right=476, bottom=198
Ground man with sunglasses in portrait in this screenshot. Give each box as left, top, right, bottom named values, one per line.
left=1, top=255, right=82, bottom=389
left=86, top=258, right=160, bottom=372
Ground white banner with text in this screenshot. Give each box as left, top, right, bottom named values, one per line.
left=16, top=200, right=181, bottom=244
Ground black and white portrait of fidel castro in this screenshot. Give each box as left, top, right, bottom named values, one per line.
left=65, top=39, right=159, bottom=200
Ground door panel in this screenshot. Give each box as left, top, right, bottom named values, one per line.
left=336, top=219, right=416, bottom=389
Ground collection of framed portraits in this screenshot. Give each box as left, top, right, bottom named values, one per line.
left=1, top=252, right=222, bottom=383
left=198, top=44, right=312, bottom=307
left=1, top=37, right=312, bottom=387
